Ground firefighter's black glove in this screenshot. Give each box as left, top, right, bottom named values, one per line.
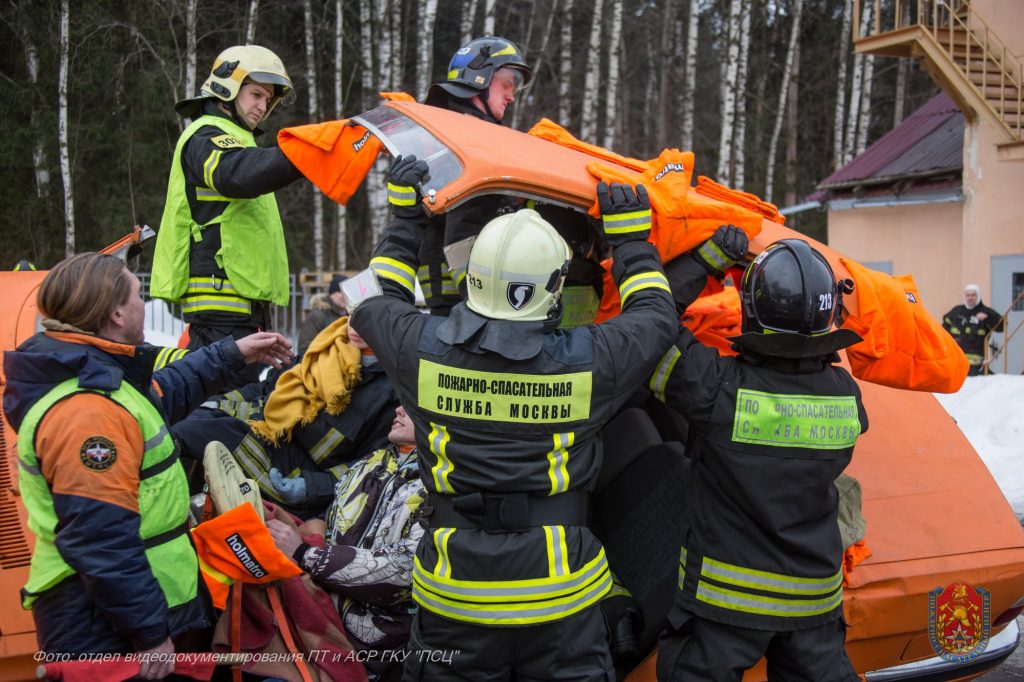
left=597, top=182, right=652, bottom=247
left=693, top=224, right=748, bottom=275
left=387, top=154, right=430, bottom=220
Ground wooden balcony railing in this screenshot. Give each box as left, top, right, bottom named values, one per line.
left=853, top=0, right=1023, bottom=139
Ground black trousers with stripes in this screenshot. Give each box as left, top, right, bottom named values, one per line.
left=656, top=606, right=858, bottom=682
left=402, top=605, right=614, bottom=682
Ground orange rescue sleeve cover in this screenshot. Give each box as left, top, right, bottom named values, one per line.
left=694, top=175, right=785, bottom=224
left=278, top=120, right=383, bottom=205
left=840, top=258, right=969, bottom=393
left=192, top=502, right=302, bottom=609
left=527, top=118, right=647, bottom=171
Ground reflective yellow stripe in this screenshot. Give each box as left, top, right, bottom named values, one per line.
left=195, top=187, right=229, bottom=202
left=677, top=546, right=688, bottom=589
left=230, top=434, right=285, bottom=504
left=309, top=428, right=345, bottom=464
left=701, top=556, right=842, bottom=596
left=387, top=183, right=417, bottom=206
left=546, top=432, right=573, bottom=495
left=649, top=346, right=681, bottom=403
left=696, top=580, right=843, bottom=618
left=154, top=347, right=174, bottom=371
left=185, top=277, right=241, bottom=294
left=370, top=256, right=416, bottom=293
left=181, top=297, right=252, bottom=314
left=491, top=45, right=517, bottom=57
left=428, top=423, right=454, bottom=493
left=412, top=549, right=612, bottom=625
left=603, top=209, right=652, bottom=234
left=698, top=240, right=732, bottom=270
left=417, top=265, right=433, bottom=299
left=433, top=528, right=455, bottom=578
left=447, top=69, right=459, bottom=79
left=196, top=556, right=234, bottom=586
left=619, top=270, right=671, bottom=306
left=203, top=150, right=222, bottom=190
left=544, top=526, right=571, bottom=577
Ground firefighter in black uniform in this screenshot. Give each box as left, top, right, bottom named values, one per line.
left=942, top=284, right=1004, bottom=376
left=350, top=157, right=678, bottom=681
left=651, top=228, right=868, bottom=682
left=417, top=36, right=534, bottom=315
left=151, top=46, right=304, bottom=386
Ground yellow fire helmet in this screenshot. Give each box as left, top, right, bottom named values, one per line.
left=175, top=45, right=294, bottom=122
left=465, top=208, right=571, bottom=322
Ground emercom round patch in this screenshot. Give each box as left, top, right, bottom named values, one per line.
left=80, top=436, right=118, bottom=471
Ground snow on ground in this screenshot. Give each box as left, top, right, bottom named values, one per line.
left=934, top=374, right=1024, bottom=523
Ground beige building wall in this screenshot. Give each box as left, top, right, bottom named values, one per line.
left=962, top=118, right=1024, bottom=304
left=971, top=0, right=1024, bottom=55
left=828, top=202, right=963, bottom=320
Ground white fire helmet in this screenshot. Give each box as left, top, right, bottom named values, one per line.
left=465, top=209, right=571, bottom=322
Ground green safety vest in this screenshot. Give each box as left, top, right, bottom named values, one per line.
left=18, top=378, right=197, bottom=609
left=151, top=114, right=290, bottom=307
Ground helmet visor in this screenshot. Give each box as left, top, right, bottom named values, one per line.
left=494, top=66, right=528, bottom=95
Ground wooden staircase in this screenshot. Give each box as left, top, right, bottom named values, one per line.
left=853, top=0, right=1024, bottom=159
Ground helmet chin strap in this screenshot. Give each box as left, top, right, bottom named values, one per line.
left=471, top=93, right=502, bottom=124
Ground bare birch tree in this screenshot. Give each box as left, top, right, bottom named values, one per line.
left=335, top=0, right=346, bottom=269
left=185, top=0, right=198, bottom=100
left=580, top=0, right=604, bottom=143
left=854, top=1, right=875, bottom=156
left=764, top=0, right=803, bottom=203
left=22, top=28, right=49, bottom=198
left=360, top=0, right=374, bottom=110
left=245, top=0, right=259, bottom=44
left=783, top=37, right=800, bottom=207
left=893, top=58, right=908, bottom=127
left=657, top=0, right=675, bottom=147
left=604, top=0, right=623, bottom=148
left=855, top=51, right=875, bottom=155
left=681, top=0, right=700, bottom=151
left=832, top=0, right=852, bottom=166
left=843, top=0, right=871, bottom=164
left=558, top=0, right=574, bottom=127
left=716, top=0, right=742, bottom=182
left=59, top=0, right=75, bottom=256
left=369, top=0, right=395, bottom=242
left=391, top=0, right=403, bottom=90
left=416, top=0, right=440, bottom=100
left=513, top=0, right=558, bottom=130
left=483, top=0, right=496, bottom=35
left=304, top=0, right=324, bottom=270
left=733, top=1, right=752, bottom=188
left=461, top=0, right=479, bottom=44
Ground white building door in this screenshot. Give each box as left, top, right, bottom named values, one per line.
left=990, top=254, right=1024, bottom=375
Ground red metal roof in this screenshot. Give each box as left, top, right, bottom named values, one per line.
left=816, top=92, right=962, bottom=190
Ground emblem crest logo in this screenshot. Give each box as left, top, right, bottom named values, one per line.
left=80, top=436, right=118, bottom=471
left=928, top=581, right=991, bottom=662
left=506, top=283, right=535, bottom=310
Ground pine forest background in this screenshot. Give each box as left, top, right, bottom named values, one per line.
left=0, top=0, right=938, bottom=271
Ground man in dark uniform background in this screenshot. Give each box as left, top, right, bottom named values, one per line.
left=942, top=283, right=1004, bottom=376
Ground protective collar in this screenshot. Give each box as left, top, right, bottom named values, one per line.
left=436, top=303, right=545, bottom=360
left=729, top=328, right=863, bottom=359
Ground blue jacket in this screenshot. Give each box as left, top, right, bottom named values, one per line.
left=4, top=332, right=247, bottom=653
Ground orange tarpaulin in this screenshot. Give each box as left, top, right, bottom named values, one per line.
left=840, top=258, right=968, bottom=394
